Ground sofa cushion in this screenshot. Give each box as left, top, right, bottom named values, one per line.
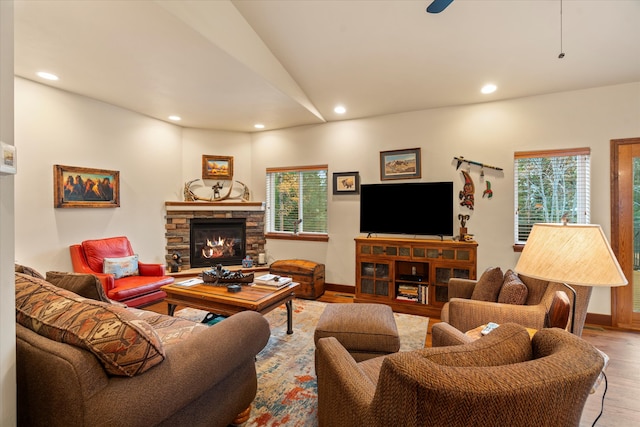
left=422, top=323, right=533, bottom=366
left=471, top=267, right=504, bottom=302
left=498, top=270, right=529, bottom=305
left=15, top=273, right=165, bottom=377
left=45, top=271, right=111, bottom=303
left=126, top=307, right=208, bottom=346
left=103, top=255, right=139, bottom=278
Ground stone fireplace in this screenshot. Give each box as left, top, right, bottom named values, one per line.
left=164, top=202, right=266, bottom=270
left=190, top=218, right=246, bottom=267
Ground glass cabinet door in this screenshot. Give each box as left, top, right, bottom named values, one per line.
left=360, top=261, right=390, bottom=296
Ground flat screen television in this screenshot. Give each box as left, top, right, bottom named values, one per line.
left=359, top=182, right=454, bottom=237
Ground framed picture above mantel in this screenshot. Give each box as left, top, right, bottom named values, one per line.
left=380, top=148, right=421, bottom=180
left=53, top=164, right=120, bottom=208
left=202, top=155, right=233, bottom=180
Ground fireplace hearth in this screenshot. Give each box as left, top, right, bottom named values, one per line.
left=190, top=218, right=246, bottom=268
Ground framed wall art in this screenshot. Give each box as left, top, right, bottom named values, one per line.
left=0, top=141, right=17, bottom=175
left=380, top=147, right=421, bottom=180
left=202, top=155, right=233, bottom=180
left=333, top=171, right=360, bottom=194
left=53, top=165, right=120, bottom=208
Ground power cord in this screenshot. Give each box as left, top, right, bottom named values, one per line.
left=591, top=371, right=608, bottom=426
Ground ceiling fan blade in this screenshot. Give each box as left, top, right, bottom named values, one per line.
left=426, top=0, right=454, bottom=14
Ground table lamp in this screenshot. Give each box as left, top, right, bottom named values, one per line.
left=514, top=223, right=627, bottom=334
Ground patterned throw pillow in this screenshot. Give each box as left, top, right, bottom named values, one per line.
left=471, top=267, right=504, bottom=302
left=103, top=255, right=139, bottom=279
left=498, top=269, right=529, bottom=305
left=15, top=273, right=165, bottom=377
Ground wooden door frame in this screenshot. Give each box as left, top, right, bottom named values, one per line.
left=611, top=137, right=640, bottom=329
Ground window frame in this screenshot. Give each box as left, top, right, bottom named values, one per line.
left=265, top=164, right=329, bottom=242
left=514, top=147, right=591, bottom=250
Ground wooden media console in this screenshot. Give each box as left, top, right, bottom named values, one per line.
left=354, top=237, right=478, bottom=318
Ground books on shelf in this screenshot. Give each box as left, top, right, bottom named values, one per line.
left=419, top=284, right=428, bottom=304
left=396, top=284, right=429, bottom=304
left=397, top=284, right=418, bottom=302
left=252, top=274, right=292, bottom=289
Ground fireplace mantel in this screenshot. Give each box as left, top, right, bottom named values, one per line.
left=165, top=201, right=264, bottom=211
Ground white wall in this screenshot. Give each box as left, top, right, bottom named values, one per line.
left=12, top=77, right=640, bottom=317
left=251, top=82, right=640, bottom=315
left=180, top=127, right=252, bottom=199
left=14, top=77, right=183, bottom=273
left=0, top=1, right=15, bottom=424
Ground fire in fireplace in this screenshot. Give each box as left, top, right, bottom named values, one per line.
left=190, top=218, right=246, bottom=267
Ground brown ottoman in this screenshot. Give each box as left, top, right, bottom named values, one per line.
left=314, top=303, right=400, bottom=361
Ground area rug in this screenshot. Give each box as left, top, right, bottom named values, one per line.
left=176, top=299, right=428, bottom=427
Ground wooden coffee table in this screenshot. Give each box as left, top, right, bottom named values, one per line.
left=161, top=282, right=300, bottom=334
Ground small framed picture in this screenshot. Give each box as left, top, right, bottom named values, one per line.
left=380, top=148, right=421, bottom=180
left=0, top=141, right=16, bottom=175
left=53, top=165, right=120, bottom=208
left=202, top=155, right=233, bottom=180
left=333, top=172, right=360, bottom=194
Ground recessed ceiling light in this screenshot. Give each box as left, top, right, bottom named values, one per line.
left=254, top=124, right=265, bottom=129
left=168, top=115, right=181, bottom=121
left=481, top=84, right=497, bottom=94
left=37, top=71, right=59, bottom=81
left=334, top=105, right=346, bottom=114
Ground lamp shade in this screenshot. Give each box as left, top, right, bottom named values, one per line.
left=514, top=223, right=627, bottom=287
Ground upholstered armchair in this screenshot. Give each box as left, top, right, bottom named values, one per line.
left=316, top=323, right=604, bottom=427
left=433, top=289, right=571, bottom=347
left=70, top=236, right=173, bottom=307
left=441, top=269, right=592, bottom=336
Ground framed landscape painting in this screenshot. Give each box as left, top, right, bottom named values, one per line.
left=380, top=148, right=421, bottom=180
left=202, top=155, right=233, bottom=179
left=54, top=165, right=120, bottom=208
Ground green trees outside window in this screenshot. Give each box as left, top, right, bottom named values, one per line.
left=266, top=166, right=328, bottom=235
left=515, top=148, right=590, bottom=244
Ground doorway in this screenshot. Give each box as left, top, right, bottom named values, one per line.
left=611, top=137, right=640, bottom=330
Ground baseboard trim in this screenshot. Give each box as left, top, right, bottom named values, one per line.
left=325, top=283, right=355, bottom=294
left=585, top=312, right=611, bottom=328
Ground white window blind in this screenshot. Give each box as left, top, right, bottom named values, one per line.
left=514, top=148, right=590, bottom=244
left=266, top=165, right=328, bottom=235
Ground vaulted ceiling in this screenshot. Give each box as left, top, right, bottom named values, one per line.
left=13, top=0, right=640, bottom=132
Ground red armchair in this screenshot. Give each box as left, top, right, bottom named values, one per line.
left=70, top=236, right=173, bottom=307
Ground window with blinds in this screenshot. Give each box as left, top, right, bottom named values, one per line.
left=514, top=148, right=590, bottom=244
left=266, top=165, right=328, bottom=235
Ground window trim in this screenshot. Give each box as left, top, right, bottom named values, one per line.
left=514, top=147, right=591, bottom=159
left=265, top=232, right=329, bottom=242
left=514, top=147, right=591, bottom=249
left=265, top=164, right=329, bottom=242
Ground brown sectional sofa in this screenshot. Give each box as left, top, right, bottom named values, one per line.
left=15, top=270, right=270, bottom=427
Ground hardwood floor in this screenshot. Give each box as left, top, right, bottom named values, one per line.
left=146, top=290, right=640, bottom=426
left=579, top=325, right=640, bottom=426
